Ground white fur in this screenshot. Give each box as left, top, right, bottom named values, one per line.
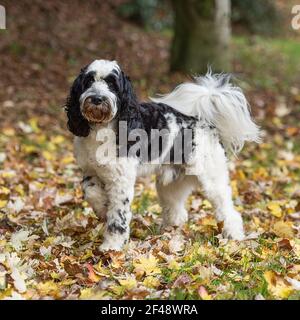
left=72, top=62, right=252, bottom=251
left=79, top=81, right=118, bottom=117
left=74, top=124, right=138, bottom=251
left=151, top=71, right=261, bottom=154
left=75, top=123, right=245, bottom=250
left=82, top=177, right=107, bottom=220
left=186, top=126, right=245, bottom=239
left=156, top=175, right=197, bottom=227
left=87, top=59, right=120, bottom=78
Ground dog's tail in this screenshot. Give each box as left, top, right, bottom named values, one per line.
left=150, top=71, right=261, bottom=154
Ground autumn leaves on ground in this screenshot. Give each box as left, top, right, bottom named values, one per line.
left=0, top=1, right=300, bottom=300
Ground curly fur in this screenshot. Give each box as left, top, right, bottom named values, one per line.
left=65, top=59, right=261, bottom=251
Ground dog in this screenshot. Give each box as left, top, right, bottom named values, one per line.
left=65, top=59, right=260, bottom=251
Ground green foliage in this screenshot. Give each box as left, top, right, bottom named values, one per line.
left=232, top=0, right=281, bottom=36
left=117, top=0, right=172, bottom=31
left=233, top=36, right=300, bottom=92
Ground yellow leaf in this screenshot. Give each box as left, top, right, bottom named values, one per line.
left=168, top=260, right=180, bottom=270
left=231, top=180, right=239, bottom=198
left=22, top=145, right=37, bottom=154
left=202, top=199, right=212, bottom=209
left=51, top=135, right=65, bottom=144
left=86, top=264, right=101, bottom=282
left=32, top=181, right=45, bottom=190
left=50, top=272, right=60, bottom=279
left=198, top=286, right=212, bottom=300
left=133, top=254, right=161, bottom=276
left=273, top=221, right=294, bottom=239
left=79, top=288, right=107, bottom=300
left=143, top=276, right=160, bottom=288
left=0, top=186, right=10, bottom=195
left=61, top=279, right=76, bottom=286
left=118, top=276, right=137, bottom=290
left=201, top=216, right=218, bottom=227
left=3, top=128, right=15, bottom=136
left=81, top=249, right=94, bottom=261
left=267, top=202, right=283, bottom=218
left=237, top=170, right=246, bottom=180
left=147, top=204, right=162, bottom=214
left=253, top=167, right=269, bottom=180
left=15, top=185, right=25, bottom=196
left=28, top=118, right=40, bottom=133
left=37, top=281, right=59, bottom=296
left=0, top=200, right=7, bottom=208
left=61, top=155, right=74, bottom=164
left=42, top=151, right=55, bottom=161
left=1, top=171, right=16, bottom=178
left=264, top=271, right=293, bottom=299
left=291, top=240, right=300, bottom=258
left=36, top=134, right=46, bottom=144
left=46, top=142, right=56, bottom=152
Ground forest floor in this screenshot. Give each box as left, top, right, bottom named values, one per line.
left=0, top=1, right=300, bottom=300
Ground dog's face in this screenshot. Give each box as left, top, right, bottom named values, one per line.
left=79, top=60, right=119, bottom=123
left=65, top=59, right=136, bottom=137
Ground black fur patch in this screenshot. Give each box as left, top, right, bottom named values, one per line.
left=65, top=66, right=90, bottom=137
left=66, top=62, right=202, bottom=164
left=82, top=176, right=92, bottom=183
left=107, top=221, right=127, bottom=234
left=122, top=198, right=129, bottom=205
left=117, top=209, right=127, bottom=226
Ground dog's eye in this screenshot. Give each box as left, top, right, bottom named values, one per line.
left=83, top=76, right=95, bottom=89
left=104, top=74, right=117, bottom=90
left=104, top=74, right=114, bottom=83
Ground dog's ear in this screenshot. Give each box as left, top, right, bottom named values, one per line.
left=65, top=68, right=90, bottom=137
left=117, top=71, right=143, bottom=129
left=116, top=71, right=144, bottom=153
left=118, top=71, right=137, bottom=109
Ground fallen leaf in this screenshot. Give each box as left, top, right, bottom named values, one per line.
left=168, top=235, right=184, bottom=254
left=273, top=221, right=294, bottom=239
left=267, top=202, right=283, bottom=218
left=133, top=255, right=161, bottom=277
left=198, top=286, right=212, bottom=300
left=264, top=271, right=293, bottom=299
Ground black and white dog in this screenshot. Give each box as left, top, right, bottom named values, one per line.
left=65, top=59, right=260, bottom=251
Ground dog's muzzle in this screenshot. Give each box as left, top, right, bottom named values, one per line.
left=81, top=95, right=113, bottom=123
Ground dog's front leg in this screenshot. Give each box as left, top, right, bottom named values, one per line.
left=97, top=159, right=137, bottom=251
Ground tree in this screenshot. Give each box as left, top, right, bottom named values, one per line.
left=170, top=0, right=231, bottom=74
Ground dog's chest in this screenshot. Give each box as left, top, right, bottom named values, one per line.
left=74, top=125, right=117, bottom=172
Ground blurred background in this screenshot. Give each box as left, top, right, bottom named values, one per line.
left=0, top=0, right=300, bottom=125
left=0, top=0, right=300, bottom=300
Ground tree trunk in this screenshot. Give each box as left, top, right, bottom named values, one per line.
left=170, top=0, right=231, bottom=74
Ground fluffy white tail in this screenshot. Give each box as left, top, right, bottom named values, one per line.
left=151, top=71, right=261, bottom=154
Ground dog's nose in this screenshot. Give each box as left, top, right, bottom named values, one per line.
left=91, top=96, right=107, bottom=105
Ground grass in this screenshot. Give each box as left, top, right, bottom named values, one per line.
left=233, top=35, right=300, bottom=92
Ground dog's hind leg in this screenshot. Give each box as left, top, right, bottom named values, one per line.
left=156, top=174, right=196, bottom=227
left=191, top=133, right=245, bottom=240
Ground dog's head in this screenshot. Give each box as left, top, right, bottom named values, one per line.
left=65, top=59, right=137, bottom=137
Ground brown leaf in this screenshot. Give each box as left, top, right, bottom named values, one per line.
left=173, top=274, right=191, bottom=288
left=277, top=239, right=293, bottom=251
left=63, top=260, right=82, bottom=276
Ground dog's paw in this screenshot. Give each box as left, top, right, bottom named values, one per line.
left=162, top=209, right=188, bottom=228
left=99, top=242, right=123, bottom=252
left=223, top=228, right=245, bottom=241
left=223, top=214, right=245, bottom=241
left=99, top=232, right=128, bottom=252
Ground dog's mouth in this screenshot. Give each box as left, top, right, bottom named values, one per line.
left=81, top=97, right=113, bottom=123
